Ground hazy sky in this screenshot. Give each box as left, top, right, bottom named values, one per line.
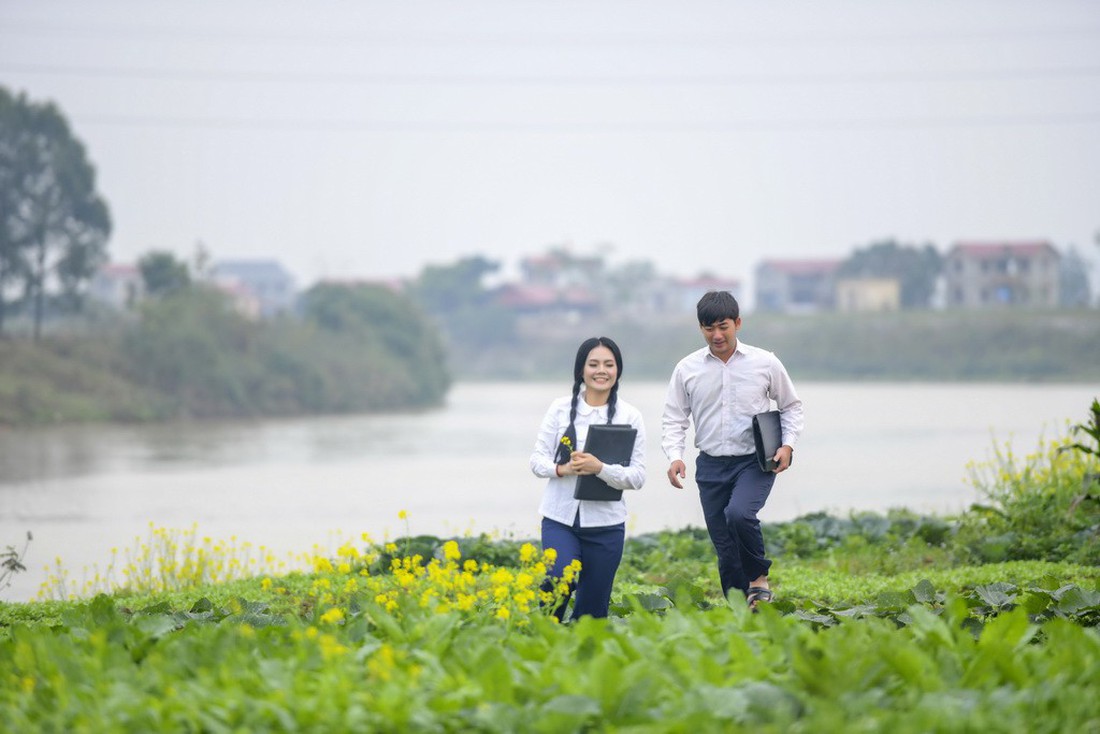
left=2, top=0, right=1099, bottom=291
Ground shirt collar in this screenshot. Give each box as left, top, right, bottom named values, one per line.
left=576, top=389, right=608, bottom=416
left=703, top=339, right=746, bottom=363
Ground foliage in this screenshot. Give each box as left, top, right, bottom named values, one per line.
left=954, top=421, right=1100, bottom=566
left=0, top=86, right=111, bottom=338
left=1, top=533, right=32, bottom=594
left=837, top=238, right=943, bottom=308
left=3, top=527, right=1100, bottom=731
left=444, top=309, right=1100, bottom=381
left=406, top=255, right=518, bottom=350
left=299, top=282, right=451, bottom=408
left=136, top=250, right=191, bottom=298
left=37, top=524, right=298, bottom=601
left=0, top=280, right=452, bottom=424
left=0, top=333, right=166, bottom=424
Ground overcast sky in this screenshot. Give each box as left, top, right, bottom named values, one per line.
left=2, top=0, right=1099, bottom=293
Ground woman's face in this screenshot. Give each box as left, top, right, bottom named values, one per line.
left=582, top=345, right=619, bottom=396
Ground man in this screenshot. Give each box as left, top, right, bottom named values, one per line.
left=662, top=290, right=804, bottom=609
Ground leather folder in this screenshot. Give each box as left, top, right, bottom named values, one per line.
left=752, top=410, right=786, bottom=473
left=573, top=424, right=637, bottom=501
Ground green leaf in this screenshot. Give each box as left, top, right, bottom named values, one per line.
left=911, top=579, right=938, bottom=604
left=973, top=583, right=1017, bottom=609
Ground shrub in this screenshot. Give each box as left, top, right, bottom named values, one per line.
left=955, top=408, right=1100, bottom=565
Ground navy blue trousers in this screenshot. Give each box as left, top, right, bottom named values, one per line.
left=696, top=452, right=776, bottom=599
left=541, top=515, right=625, bottom=620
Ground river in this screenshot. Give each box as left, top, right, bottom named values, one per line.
left=1, top=380, right=1096, bottom=602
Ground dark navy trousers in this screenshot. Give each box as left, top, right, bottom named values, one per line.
left=541, top=515, right=625, bottom=620
left=696, top=452, right=776, bottom=599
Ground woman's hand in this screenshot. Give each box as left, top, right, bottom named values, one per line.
left=568, top=451, right=604, bottom=476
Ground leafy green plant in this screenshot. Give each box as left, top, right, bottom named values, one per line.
left=955, top=422, right=1100, bottom=565
left=1062, top=397, right=1100, bottom=516
left=1, top=532, right=31, bottom=595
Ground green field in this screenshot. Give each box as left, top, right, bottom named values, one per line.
left=2, top=403, right=1097, bottom=731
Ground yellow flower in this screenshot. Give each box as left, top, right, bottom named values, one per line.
left=398, top=510, right=408, bottom=520
left=442, top=540, right=461, bottom=562
left=560, top=435, right=574, bottom=453
left=496, top=607, right=511, bottom=620
left=519, top=543, right=537, bottom=563
left=319, top=607, right=343, bottom=625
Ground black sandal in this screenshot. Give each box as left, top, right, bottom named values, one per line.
left=746, top=586, right=774, bottom=611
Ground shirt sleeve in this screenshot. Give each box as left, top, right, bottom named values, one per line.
left=529, top=401, right=562, bottom=479
left=769, top=356, right=804, bottom=449
left=661, top=364, right=691, bottom=463
left=594, top=407, right=647, bottom=491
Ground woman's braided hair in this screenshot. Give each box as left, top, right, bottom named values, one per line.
left=554, top=336, right=623, bottom=464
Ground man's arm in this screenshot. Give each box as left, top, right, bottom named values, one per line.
left=661, top=366, right=691, bottom=488
left=768, top=355, right=803, bottom=472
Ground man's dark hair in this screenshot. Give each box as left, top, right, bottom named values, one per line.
left=696, top=291, right=740, bottom=325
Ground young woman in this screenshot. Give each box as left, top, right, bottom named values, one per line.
left=529, top=336, right=647, bottom=620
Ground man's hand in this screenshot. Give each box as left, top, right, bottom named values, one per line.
left=667, top=460, right=687, bottom=489
left=772, top=445, right=793, bottom=473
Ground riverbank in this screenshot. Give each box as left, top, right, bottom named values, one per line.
left=2, top=309, right=1097, bottom=427
left=451, top=308, right=1100, bottom=381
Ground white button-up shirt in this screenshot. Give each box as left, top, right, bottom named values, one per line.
left=662, top=341, right=804, bottom=462
left=530, top=393, right=647, bottom=527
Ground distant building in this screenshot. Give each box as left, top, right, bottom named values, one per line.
left=836, top=277, right=901, bottom=312
left=88, top=263, right=144, bottom=310
left=520, top=249, right=605, bottom=290
left=944, top=241, right=1061, bottom=308
left=658, top=275, right=744, bottom=314
left=210, top=259, right=297, bottom=317
left=755, top=259, right=842, bottom=313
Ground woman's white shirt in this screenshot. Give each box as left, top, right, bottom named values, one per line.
left=529, top=393, right=647, bottom=527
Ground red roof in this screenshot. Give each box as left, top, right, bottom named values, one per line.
left=496, top=284, right=559, bottom=308
left=949, top=241, right=1055, bottom=259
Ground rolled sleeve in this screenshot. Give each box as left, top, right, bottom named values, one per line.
left=660, top=367, right=691, bottom=463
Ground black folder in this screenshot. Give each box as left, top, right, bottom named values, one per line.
left=752, top=410, right=787, bottom=473
left=573, top=424, right=637, bottom=501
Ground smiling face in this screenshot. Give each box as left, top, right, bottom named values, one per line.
left=700, top=317, right=741, bottom=362
left=582, top=345, right=619, bottom=401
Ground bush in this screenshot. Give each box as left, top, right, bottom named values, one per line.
left=954, top=410, right=1100, bottom=565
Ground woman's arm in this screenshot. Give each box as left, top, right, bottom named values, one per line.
left=529, top=400, right=565, bottom=479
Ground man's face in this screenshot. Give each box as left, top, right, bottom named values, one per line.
left=700, top=317, right=740, bottom=360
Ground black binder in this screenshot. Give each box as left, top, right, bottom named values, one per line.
left=573, top=424, right=637, bottom=501
left=752, top=410, right=787, bottom=473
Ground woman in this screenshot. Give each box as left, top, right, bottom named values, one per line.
left=529, top=336, right=647, bottom=620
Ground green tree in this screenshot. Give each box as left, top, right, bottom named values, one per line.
left=301, top=282, right=451, bottom=406
left=838, top=239, right=942, bottom=308
left=0, top=86, right=111, bottom=339
left=138, top=250, right=192, bottom=298
left=408, top=255, right=516, bottom=348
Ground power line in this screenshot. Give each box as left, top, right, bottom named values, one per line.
left=3, top=21, right=1100, bottom=48
left=4, top=63, right=1100, bottom=86
left=70, top=112, right=1100, bottom=133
